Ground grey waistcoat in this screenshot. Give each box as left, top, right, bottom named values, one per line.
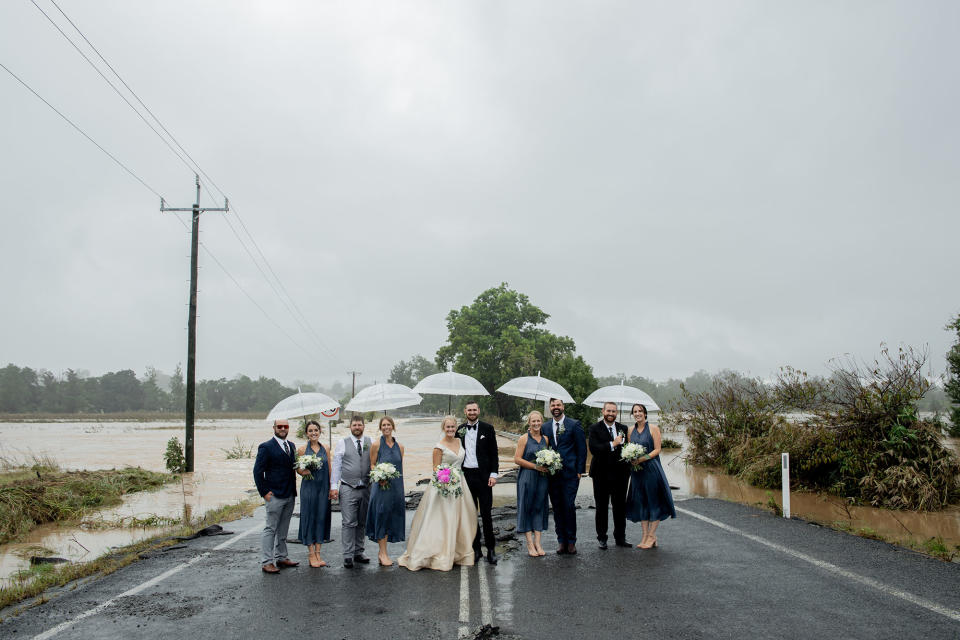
left=340, top=436, right=371, bottom=487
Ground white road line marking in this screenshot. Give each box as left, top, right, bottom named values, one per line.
left=676, top=506, right=960, bottom=622
left=458, top=564, right=471, bottom=639
left=30, top=526, right=259, bottom=640
left=477, top=561, right=492, bottom=626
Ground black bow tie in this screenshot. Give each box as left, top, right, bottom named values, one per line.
left=467, top=424, right=478, bottom=430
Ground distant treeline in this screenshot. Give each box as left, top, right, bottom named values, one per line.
left=0, top=361, right=951, bottom=416
left=0, top=364, right=300, bottom=414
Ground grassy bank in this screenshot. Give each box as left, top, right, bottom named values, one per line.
left=0, top=499, right=258, bottom=614
left=0, top=464, right=175, bottom=545
left=0, top=411, right=264, bottom=422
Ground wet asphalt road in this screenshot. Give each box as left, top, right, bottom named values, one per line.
left=2, top=496, right=959, bottom=640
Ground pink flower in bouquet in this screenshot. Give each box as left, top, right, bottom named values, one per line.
left=437, top=468, right=451, bottom=483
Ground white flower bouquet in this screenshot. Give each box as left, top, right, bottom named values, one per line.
left=534, top=448, right=563, bottom=476
left=621, top=443, right=647, bottom=467
left=431, top=464, right=463, bottom=498
left=369, top=462, right=400, bottom=489
left=294, top=453, right=323, bottom=479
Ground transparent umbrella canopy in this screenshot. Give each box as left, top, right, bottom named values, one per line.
left=496, top=373, right=575, bottom=404
left=265, top=391, right=340, bottom=422
left=582, top=383, right=661, bottom=412
left=412, top=371, right=489, bottom=413
left=344, top=383, right=423, bottom=413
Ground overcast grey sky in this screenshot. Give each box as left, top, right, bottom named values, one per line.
left=1, top=1, right=958, bottom=388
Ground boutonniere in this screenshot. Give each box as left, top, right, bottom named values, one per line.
left=456, top=426, right=466, bottom=438
left=558, top=425, right=566, bottom=437
left=361, top=440, right=369, bottom=451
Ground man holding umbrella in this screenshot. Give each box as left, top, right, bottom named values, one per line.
left=588, top=402, right=631, bottom=549
left=545, top=398, right=586, bottom=555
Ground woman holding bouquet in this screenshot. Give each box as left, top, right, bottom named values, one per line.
left=297, top=420, right=332, bottom=567
left=625, top=404, right=676, bottom=549
left=365, top=416, right=405, bottom=566
left=398, top=416, right=478, bottom=571
left=513, top=410, right=550, bottom=557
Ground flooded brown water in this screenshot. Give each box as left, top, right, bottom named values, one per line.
left=0, top=417, right=516, bottom=584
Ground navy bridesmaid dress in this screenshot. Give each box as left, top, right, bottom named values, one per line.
left=625, top=423, right=676, bottom=522
left=366, top=436, right=406, bottom=543
left=516, top=432, right=550, bottom=533
left=298, top=443, right=331, bottom=545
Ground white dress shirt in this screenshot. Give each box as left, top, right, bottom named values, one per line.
left=463, top=421, right=498, bottom=479
left=604, top=420, right=618, bottom=450
left=274, top=436, right=293, bottom=457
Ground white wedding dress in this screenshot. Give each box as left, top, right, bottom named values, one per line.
left=398, top=441, right=478, bottom=571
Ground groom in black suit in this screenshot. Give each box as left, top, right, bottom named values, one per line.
left=588, top=402, right=631, bottom=549
left=459, top=401, right=500, bottom=564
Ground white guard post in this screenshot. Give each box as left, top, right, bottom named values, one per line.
left=781, top=452, right=791, bottom=519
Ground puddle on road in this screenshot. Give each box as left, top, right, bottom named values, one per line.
left=0, top=417, right=516, bottom=584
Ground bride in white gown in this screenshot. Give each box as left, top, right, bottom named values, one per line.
left=398, top=416, right=478, bottom=571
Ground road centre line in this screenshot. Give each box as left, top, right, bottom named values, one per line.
left=458, top=564, right=471, bottom=639
left=675, top=506, right=960, bottom=622
left=31, top=525, right=260, bottom=640
left=477, top=562, right=493, bottom=626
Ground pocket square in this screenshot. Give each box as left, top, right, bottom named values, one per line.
left=479, top=435, right=485, bottom=439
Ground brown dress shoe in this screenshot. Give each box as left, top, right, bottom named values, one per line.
left=567, top=544, right=577, bottom=555
left=261, top=563, right=280, bottom=574
left=277, top=559, right=299, bottom=568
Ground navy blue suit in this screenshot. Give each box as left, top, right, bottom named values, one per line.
left=253, top=438, right=298, bottom=499
left=544, top=416, right=586, bottom=546
left=254, top=437, right=298, bottom=567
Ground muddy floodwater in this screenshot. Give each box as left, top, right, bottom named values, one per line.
left=0, top=417, right=516, bottom=584
left=1, top=419, right=958, bottom=584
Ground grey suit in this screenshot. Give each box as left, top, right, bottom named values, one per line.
left=334, top=435, right=372, bottom=559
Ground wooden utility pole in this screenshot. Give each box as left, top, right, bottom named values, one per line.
left=347, top=371, right=361, bottom=399
left=161, top=175, right=228, bottom=472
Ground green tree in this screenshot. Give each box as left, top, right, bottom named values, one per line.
left=436, top=283, right=582, bottom=420
left=946, top=315, right=960, bottom=436
left=168, top=363, right=185, bottom=412
left=142, top=367, right=170, bottom=411
left=389, top=355, right=448, bottom=414
left=544, top=354, right=598, bottom=425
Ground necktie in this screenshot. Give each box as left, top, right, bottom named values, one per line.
left=609, top=425, right=615, bottom=439
left=356, top=439, right=362, bottom=457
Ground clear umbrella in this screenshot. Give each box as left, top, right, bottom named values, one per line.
left=496, top=372, right=575, bottom=404
left=412, top=371, right=489, bottom=413
left=582, top=382, right=661, bottom=412
left=266, top=390, right=340, bottom=422
left=344, top=383, right=423, bottom=413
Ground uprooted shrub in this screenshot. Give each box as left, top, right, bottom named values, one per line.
left=665, top=346, right=960, bottom=511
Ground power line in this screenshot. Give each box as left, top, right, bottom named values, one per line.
left=29, top=1, right=349, bottom=370
left=29, top=0, right=198, bottom=179
left=0, top=59, right=164, bottom=199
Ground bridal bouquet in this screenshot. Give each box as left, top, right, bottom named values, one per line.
left=621, top=443, right=646, bottom=468
left=534, top=448, right=563, bottom=476
left=294, top=453, right=322, bottom=479
left=369, top=462, right=400, bottom=489
left=431, top=464, right=463, bottom=498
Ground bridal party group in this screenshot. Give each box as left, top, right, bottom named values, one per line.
left=251, top=399, right=676, bottom=574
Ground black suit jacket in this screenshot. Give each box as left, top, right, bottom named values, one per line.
left=458, top=420, right=499, bottom=477
left=253, top=438, right=298, bottom=499
left=588, top=420, right=630, bottom=480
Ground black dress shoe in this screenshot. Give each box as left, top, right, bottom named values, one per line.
left=343, top=558, right=354, bottom=568
left=556, top=544, right=568, bottom=555
left=598, top=540, right=608, bottom=550
left=353, top=555, right=370, bottom=564
left=615, top=540, right=632, bottom=548
left=486, top=549, right=498, bottom=565
left=474, top=549, right=482, bottom=564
